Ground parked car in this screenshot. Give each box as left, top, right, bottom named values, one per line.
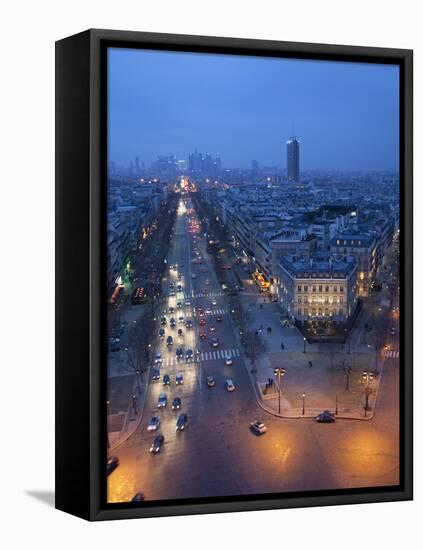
left=206, top=376, right=216, bottom=388
left=315, top=410, right=335, bottom=423
left=176, top=373, right=184, bottom=385
left=147, top=416, right=160, bottom=432
left=107, top=455, right=119, bottom=476
left=157, top=393, right=167, bottom=408
left=225, top=379, right=235, bottom=392
left=250, top=420, right=267, bottom=435
left=150, top=434, right=164, bottom=453
left=172, top=397, right=182, bottom=410
left=176, top=413, right=188, bottom=431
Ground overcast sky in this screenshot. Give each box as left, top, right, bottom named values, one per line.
left=108, top=47, right=399, bottom=171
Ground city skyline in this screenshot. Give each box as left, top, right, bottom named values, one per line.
left=108, top=48, right=399, bottom=171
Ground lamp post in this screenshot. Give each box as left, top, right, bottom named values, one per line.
left=302, top=392, right=306, bottom=416
left=303, top=337, right=306, bottom=354
left=274, top=367, right=286, bottom=414
left=362, top=370, right=374, bottom=417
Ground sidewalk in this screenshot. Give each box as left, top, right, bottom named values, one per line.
left=233, top=278, right=383, bottom=421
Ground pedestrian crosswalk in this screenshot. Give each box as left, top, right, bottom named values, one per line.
left=160, top=348, right=240, bottom=366
left=385, top=350, right=399, bottom=358
left=189, top=308, right=228, bottom=317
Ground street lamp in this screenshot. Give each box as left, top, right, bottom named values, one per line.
left=362, top=370, right=374, bottom=417
left=302, top=392, right=306, bottom=415
left=303, top=337, right=306, bottom=353
left=274, top=367, right=286, bottom=414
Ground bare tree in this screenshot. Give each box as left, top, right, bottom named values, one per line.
left=243, top=329, right=267, bottom=373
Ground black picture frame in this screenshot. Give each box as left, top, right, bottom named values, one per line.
left=55, top=28, right=413, bottom=521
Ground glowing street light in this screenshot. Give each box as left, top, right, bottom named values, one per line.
left=274, top=367, right=286, bottom=414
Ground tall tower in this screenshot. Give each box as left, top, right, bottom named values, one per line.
left=286, top=137, right=300, bottom=183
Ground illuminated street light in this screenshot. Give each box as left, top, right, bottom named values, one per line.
left=274, top=367, right=286, bottom=414
left=362, top=371, right=374, bottom=417
left=303, top=337, right=307, bottom=353
left=302, top=392, right=306, bottom=415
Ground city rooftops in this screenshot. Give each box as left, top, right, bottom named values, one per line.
left=331, top=233, right=375, bottom=247
left=279, top=255, right=356, bottom=279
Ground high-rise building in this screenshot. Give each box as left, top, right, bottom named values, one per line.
left=286, top=137, right=300, bottom=183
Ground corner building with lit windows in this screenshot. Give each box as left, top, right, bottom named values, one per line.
left=277, top=255, right=358, bottom=324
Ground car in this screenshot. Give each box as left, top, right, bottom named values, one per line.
left=159, top=328, right=165, bottom=338
left=216, top=315, right=223, bottom=322
left=206, top=376, right=216, bottom=388
left=205, top=307, right=212, bottom=314
left=131, top=492, right=145, bottom=502
left=176, top=413, right=188, bottom=431
left=211, top=338, right=219, bottom=348
left=147, top=416, right=160, bottom=432
left=315, top=410, right=335, bottom=423
left=169, top=306, right=175, bottom=314
left=154, top=352, right=162, bottom=364
left=205, top=279, right=210, bottom=286
left=186, top=349, right=194, bottom=361
left=203, top=288, right=209, bottom=295
left=176, top=373, right=184, bottom=385
left=107, top=455, right=119, bottom=476
left=110, top=337, right=120, bottom=352
left=199, top=332, right=207, bottom=340
left=211, top=299, right=217, bottom=306
left=225, top=357, right=233, bottom=366
left=177, top=301, right=183, bottom=309
left=185, top=300, right=191, bottom=306
left=152, top=367, right=160, bottom=381
left=170, top=318, right=176, bottom=327
left=166, top=336, right=173, bottom=346
left=250, top=420, right=267, bottom=435
left=169, top=282, right=174, bottom=288
left=150, top=434, right=164, bottom=453
left=172, top=397, right=182, bottom=410
left=178, top=316, right=184, bottom=324
left=225, top=379, right=235, bottom=392
left=157, top=393, right=167, bottom=407
left=169, top=290, right=175, bottom=296
left=209, top=325, right=216, bottom=332
left=390, top=327, right=396, bottom=335
left=199, top=318, right=206, bottom=326
left=160, top=317, right=167, bottom=326
left=177, top=328, right=183, bottom=336
left=185, top=319, right=193, bottom=328
left=177, top=274, right=182, bottom=281
left=169, top=264, right=174, bottom=270
left=191, top=273, right=197, bottom=279
left=177, top=285, right=183, bottom=292
left=162, top=374, right=170, bottom=385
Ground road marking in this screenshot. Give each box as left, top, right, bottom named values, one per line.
left=385, top=350, right=399, bottom=358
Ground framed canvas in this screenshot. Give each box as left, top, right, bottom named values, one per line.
left=55, top=29, right=413, bottom=521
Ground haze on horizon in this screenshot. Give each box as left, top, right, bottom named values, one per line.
left=108, top=47, right=399, bottom=172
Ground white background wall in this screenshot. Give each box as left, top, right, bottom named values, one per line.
left=0, top=1, right=420, bottom=547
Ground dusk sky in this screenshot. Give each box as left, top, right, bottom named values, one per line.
left=108, top=47, right=399, bottom=171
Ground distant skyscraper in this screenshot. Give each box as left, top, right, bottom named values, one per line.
left=286, top=137, right=300, bottom=183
